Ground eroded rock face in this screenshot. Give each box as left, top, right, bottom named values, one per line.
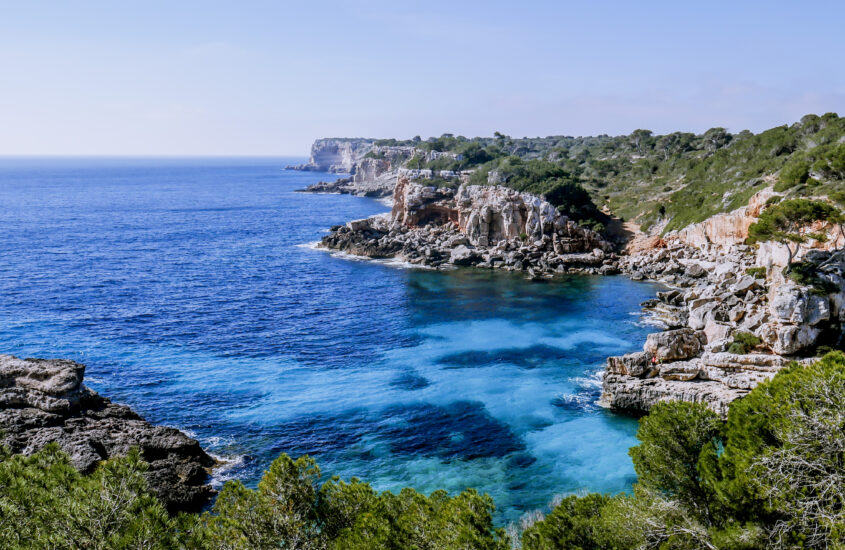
left=603, top=244, right=844, bottom=415
left=671, top=188, right=777, bottom=249
left=0, top=355, right=215, bottom=513
left=298, top=145, right=421, bottom=198
left=643, top=328, right=705, bottom=361
left=321, top=178, right=611, bottom=274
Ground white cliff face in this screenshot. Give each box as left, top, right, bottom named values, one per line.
left=455, top=185, right=558, bottom=246
left=288, top=139, right=375, bottom=173
left=310, top=139, right=374, bottom=173
left=669, top=188, right=777, bottom=249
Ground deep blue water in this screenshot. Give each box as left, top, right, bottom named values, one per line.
left=0, top=157, right=661, bottom=522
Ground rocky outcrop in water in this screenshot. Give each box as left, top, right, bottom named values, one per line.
left=0, top=354, right=215, bottom=513
left=321, top=177, right=610, bottom=273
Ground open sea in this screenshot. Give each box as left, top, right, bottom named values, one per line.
left=0, top=157, right=661, bottom=522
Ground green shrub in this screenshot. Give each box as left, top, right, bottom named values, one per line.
left=728, top=331, right=762, bottom=354
left=521, top=493, right=611, bottom=550
left=711, top=352, right=845, bottom=547
left=745, top=267, right=766, bottom=279
left=788, top=260, right=838, bottom=295
left=775, top=159, right=810, bottom=191
left=0, top=444, right=194, bottom=549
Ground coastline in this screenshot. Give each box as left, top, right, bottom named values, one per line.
left=304, top=172, right=845, bottom=417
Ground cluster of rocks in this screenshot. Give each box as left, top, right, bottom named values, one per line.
left=602, top=244, right=844, bottom=415
left=0, top=354, right=215, bottom=513
left=320, top=178, right=611, bottom=275
left=300, top=175, right=397, bottom=198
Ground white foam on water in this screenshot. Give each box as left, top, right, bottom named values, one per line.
left=209, top=453, right=249, bottom=488
left=312, top=246, right=435, bottom=270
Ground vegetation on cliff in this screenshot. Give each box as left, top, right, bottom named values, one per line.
left=747, top=198, right=841, bottom=270
left=390, top=114, right=845, bottom=234
left=2, top=352, right=844, bottom=548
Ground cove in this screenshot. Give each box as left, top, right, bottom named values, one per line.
left=0, top=157, right=662, bottom=522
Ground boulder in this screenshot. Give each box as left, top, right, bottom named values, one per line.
left=450, top=245, right=478, bottom=266
left=703, top=320, right=732, bottom=345
left=685, top=263, right=707, bottom=278
left=731, top=276, right=757, bottom=295
left=606, top=351, right=651, bottom=377
left=644, top=328, right=705, bottom=362
left=659, top=361, right=701, bottom=381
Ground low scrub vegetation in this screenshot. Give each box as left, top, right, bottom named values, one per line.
left=394, top=114, right=845, bottom=233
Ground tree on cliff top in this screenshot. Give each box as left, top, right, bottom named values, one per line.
left=747, top=198, right=839, bottom=271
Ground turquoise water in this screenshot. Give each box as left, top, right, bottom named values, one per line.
left=0, top=157, right=660, bottom=521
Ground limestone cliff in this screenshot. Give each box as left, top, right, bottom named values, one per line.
left=296, top=140, right=468, bottom=198
left=601, top=237, right=844, bottom=416
left=287, top=138, right=375, bottom=173
left=668, top=187, right=844, bottom=260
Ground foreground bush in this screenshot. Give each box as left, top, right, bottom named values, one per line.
left=0, top=444, right=198, bottom=549
left=525, top=351, right=845, bottom=550
left=0, top=446, right=507, bottom=549
left=2, top=352, right=844, bottom=548
left=203, top=454, right=508, bottom=549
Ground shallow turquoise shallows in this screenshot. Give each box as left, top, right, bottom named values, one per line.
left=0, top=157, right=661, bottom=522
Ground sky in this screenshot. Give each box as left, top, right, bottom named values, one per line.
left=1, top=1, right=844, bottom=156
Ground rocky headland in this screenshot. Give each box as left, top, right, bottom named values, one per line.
left=319, top=176, right=844, bottom=417
left=321, top=176, right=610, bottom=273
left=0, top=354, right=215, bottom=513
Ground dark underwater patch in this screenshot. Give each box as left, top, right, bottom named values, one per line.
left=380, top=400, right=525, bottom=460
left=260, top=409, right=373, bottom=457
left=390, top=372, right=430, bottom=390
left=438, top=345, right=570, bottom=369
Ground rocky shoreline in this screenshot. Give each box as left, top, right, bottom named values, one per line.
left=320, top=177, right=611, bottom=274
left=317, top=177, right=845, bottom=416
left=0, top=354, right=215, bottom=513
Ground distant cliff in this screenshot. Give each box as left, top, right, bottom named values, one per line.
left=296, top=143, right=421, bottom=197
left=286, top=138, right=375, bottom=173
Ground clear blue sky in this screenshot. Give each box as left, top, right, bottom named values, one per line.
left=2, top=1, right=844, bottom=155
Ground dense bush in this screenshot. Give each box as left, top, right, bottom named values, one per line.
left=0, top=444, right=199, bottom=549
left=0, top=447, right=507, bottom=549
left=728, top=331, right=762, bottom=354
left=525, top=351, right=845, bottom=550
